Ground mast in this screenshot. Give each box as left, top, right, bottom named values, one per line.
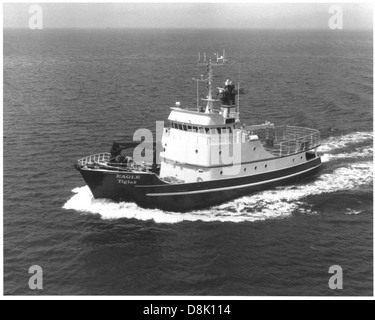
left=194, top=50, right=227, bottom=113
left=193, top=52, right=208, bottom=112
left=203, top=61, right=215, bottom=113
left=237, top=60, right=241, bottom=123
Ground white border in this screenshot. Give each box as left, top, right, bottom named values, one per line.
left=1, top=0, right=374, bottom=300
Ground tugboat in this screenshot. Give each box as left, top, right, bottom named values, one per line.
left=75, top=51, right=322, bottom=212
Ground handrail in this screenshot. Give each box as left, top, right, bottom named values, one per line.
left=77, top=152, right=154, bottom=172
left=77, top=152, right=112, bottom=166
left=250, top=125, right=320, bottom=157
left=172, top=106, right=238, bottom=118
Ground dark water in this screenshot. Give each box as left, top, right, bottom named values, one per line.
left=3, top=29, right=373, bottom=296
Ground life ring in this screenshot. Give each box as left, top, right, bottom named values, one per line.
left=197, top=177, right=203, bottom=182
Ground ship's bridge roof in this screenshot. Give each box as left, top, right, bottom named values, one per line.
left=168, top=108, right=236, bottom=126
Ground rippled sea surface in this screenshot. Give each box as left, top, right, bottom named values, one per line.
left=3, top=29, right=373, bottom=296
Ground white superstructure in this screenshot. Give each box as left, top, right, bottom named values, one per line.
left=158, top=51, right=320, bottom=183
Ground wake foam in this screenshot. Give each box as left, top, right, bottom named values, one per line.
left=321, top=146, right=373, bottom=163
left=64, top=131, right=373, bottom=223
left=63, top=185, right=310, bottom=223
left=319, top=131, right=373, bottom=153
left=64, top=160, right=372, bottom=223
left=345, top=209, right=365, bottom=215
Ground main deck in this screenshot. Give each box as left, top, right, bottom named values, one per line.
left=76, top=125, right=320, bottom=173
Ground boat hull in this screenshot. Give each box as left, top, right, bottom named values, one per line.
left=77, top=156, right=322, bottom=212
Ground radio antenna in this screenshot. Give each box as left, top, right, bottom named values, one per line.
left=193, top=50, right=227, bottom=113
left=237, top=57, right=241, bottom=123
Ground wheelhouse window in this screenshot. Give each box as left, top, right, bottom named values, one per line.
left=170, top=123, right=233, bottom=134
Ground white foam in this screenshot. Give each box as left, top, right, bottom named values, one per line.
left=63, top=185, right=304, bottom=223
left=63, top=161, right=373, bottom=224
left=345, top=208, right=365, bottom=215
left=319, top=131, right=373, bottom=153
left=319, top=132, right=373, bottom=163
left=321, top=146, right=373, bottom=162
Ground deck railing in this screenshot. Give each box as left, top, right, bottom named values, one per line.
left=77, top=153, right=111, bottom=166
left=173, top=106, right=239, bottom=120
left=77, top=152, right=155, bottom=172
left=251, top=125, right=320, bottom=157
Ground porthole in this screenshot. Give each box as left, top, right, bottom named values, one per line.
left=265, top=164, right=268, bottom=168
left=254, top=166, right=257, bottom=170
left=253, top=147, right=256, bottom=151
left=220, top=171, right=223, bottom=175
left=195, top=150, right=198, bottom=154
left=244, top=168, right=247, bottom=172
left=292, top=158, right=295, bottom=162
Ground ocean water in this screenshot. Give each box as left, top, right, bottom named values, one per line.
left=3, top=29, right=373, bottom=296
